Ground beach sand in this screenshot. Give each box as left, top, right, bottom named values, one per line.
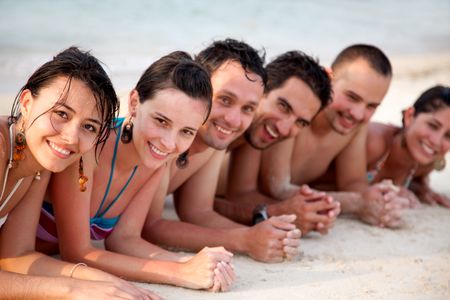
left=1, top=53, right=449, bottom=299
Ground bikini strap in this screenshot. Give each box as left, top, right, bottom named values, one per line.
left=0, top=124, right=22, bottom=208
left=94, top=118, right=138, bottom=218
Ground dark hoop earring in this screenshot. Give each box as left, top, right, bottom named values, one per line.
left=176, top=150, right=189, bottom=169
left=121, top=118, right=133, bottom=144
left=434, top=156, right=446, bottom=171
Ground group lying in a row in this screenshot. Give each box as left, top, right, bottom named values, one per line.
left=0, top=39, right=448, bottom=299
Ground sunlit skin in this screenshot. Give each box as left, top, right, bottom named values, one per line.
left=404, top=107, right=450, bottom=165
left=126, top=88, right=208, bottom=170
left=1, top=75, right=160, bottom=299
left=142, top=58, right=302, bottom=266
left=197, top=61, right=264, bottom=150
left=245, top=77, right=322, bottom=150
left=258, top=57, right=417, bottom=229
left=37, top=85, right=237, bottom=292
left=20, top=76, right=101, bottom=173
left=367, top=106, right=450, bottom=208
left=324, top=59, right=391, bottom=135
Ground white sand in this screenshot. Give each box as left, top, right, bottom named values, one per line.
left=140, top=203, right=450, bottom=300
left=1, top=53, right=449, bottom=299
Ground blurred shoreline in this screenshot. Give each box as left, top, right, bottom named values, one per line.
left=1, top=52, right=449, bottom=195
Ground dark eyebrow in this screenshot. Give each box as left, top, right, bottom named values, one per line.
left=155, top=112, right=173, bottom=124
left=155, top=112, right=197, bottom=132
left=221, top=90, right=259, bottom=107
left=221, top=90, right=237, bottom=98
left=429, top=118, right=442, bottom=127
left=297, top=118, right=311, bottom=126
left=60, top=103, right=101, bottom=125
left=346, top=90, right=363, bottom=101
left=278, top=97, right=293, bottom=113
left=185, top=127, right=198, bottom=132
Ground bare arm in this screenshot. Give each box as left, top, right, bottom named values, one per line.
left=260, top=137, right=301, bottom=199
left=51, top=160, right=232, bottom=290
left=409, top=174, right=450, bottom=208
left=0, top=171, right=156, bottom=299
left=175, top=150, right=244, bottom=229
left=143, top=153, right=300, bottom=263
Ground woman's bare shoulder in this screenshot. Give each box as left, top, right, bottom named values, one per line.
left=367, top=122, right=399, bottom=163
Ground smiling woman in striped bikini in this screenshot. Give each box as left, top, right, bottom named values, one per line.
left=37, top=51, right=236, bottom=292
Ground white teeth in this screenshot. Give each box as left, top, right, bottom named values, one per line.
left=343, top=114, right=354, bottom=123
left=150, top=144, right=168, bottom=156
left=421, top=143, right=435, bottom=155
left=265, top=124, right=279, bottom=138
left=49, top=142, right=70, bottom=156
left=215, top=124, right=232, bottom=135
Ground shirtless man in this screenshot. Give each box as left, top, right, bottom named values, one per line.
left=142, top=39, right=301, bottom=263
left=214, top=50, right=341, bottom=236
left=259, top=44, right=409, bottom=228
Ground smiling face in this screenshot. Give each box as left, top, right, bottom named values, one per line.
left=129, top=88, right=207, bottom=169
left=325, top=59, right=391, bottom=135
left=245, top=77, right=321, bottom=150
left=404, top=107, right=450, bottom=165
left=20, top=76, right=101, bottom=172
left=197, top=60, right=264, bottom=150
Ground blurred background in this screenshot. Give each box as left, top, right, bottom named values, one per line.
left=1, top=0, right=449, bottom=191
left=0, top=0, right=448, bottom=93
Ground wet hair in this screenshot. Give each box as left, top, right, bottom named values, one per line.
left=402, top=85, right=450, bottom=125
left=10, top=46, right=119, bottom=158
left=265, top=51, right=332, bottom=110
left=413, top=85, right=450, bottom=115
left=331, top=44, right=392, bottom=77
left=402, top=85, right=450, bottom=126
left=135, top=51, right=212, bottom=122
left=195, top=38, right=267, bottom=86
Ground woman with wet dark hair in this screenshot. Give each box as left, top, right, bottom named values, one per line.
left=38, top=51, right=235, bottom=292
left=367, top=85, right=450, bottom=208
left=0, top=47, right=159, bottom=299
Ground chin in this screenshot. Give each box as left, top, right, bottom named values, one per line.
left=41, top=162, right=70, bottom=173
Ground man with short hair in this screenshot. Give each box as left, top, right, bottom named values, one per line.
left=214, top=50, right=340, bottom=235
left=142, top=39, right=301, bottom=264
left=259, top=44, right=408, bottom=228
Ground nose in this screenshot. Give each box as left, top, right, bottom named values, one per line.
left=160, top=131, right=177, bottom=153
left=277, top=118, right=295, bottom=137
left=350, top=103, right=365, bottom=122
left=223, top=107, right=241, bottom=129
left=429, top=131, right=443, bottom=149
left=60, top=122, right=80, bottom=145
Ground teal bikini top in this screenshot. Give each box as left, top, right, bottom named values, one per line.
left=90, top=118, right=138, bottom=233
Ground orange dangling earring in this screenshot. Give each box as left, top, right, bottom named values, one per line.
left=78, top=157, right=88, bottom=192
left=12, top=126, right=26, bottom=165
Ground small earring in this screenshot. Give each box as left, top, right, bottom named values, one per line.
left=176, top=150, right=189, bottom=169
left=434, top=156, right=446, bottom=171
left=13, top=126, right=26, bottom=164
left=78, top=157, right=88, bottom=192
left=121, top=118, right=133, bottom=144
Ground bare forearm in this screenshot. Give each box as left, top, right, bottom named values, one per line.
left=327, top=191, right=362, bottom=214
left=0, top=270, right=73, bottom=300
left=214, top=191, right=278, bottom=225
left=1, top=251, right=77, bottom=278
left=180, top=209, right=245, bottom=229
left=264, top=181, right=301, bottom=200
left=61, top=244, right=193, bottom=286
left=105, top=234, right=187, bottom=262
left=214, top=197, right=255, bottom=225
left=143, top=219, right=249, bottom=254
